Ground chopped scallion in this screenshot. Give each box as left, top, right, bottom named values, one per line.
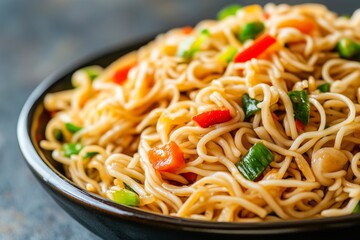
left=177, top=29, right=210, bottom=60
left=236, top=142, right=274, bottom=181
left=83, top=152, right=98, bottom=159
left=217, top=4, right=242, bottom=20
left=336, top=38, right=360, bottom=60
left=123, top=182, right=136, bottom=193
left=242, top=94, right=261, bottom=120
left=54, top=129, right=64, bottom=142
left=317, top=83, right=330, bottom=93
left=82, top=66, right=101, bottom=81
left=288, top=90, right=310, bottom=125
left=238, top=21, right=265, bottom=43
left=353, top=202, right=360, bottom=213
left=200, top=28, right=210, bottom=35
left=218, top=46, right=238, bottom=63
left=65, top=122, right=82, bottom=133
left=63, top=143, right=83, bottom=157
left=112, top=189, right=140, bottom=207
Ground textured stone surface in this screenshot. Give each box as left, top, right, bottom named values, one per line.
left=0, top=0, right=357, bottom=239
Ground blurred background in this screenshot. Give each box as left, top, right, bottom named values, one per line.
left=1, top=0, right=358, bottom=239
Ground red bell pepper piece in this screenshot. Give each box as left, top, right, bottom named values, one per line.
left=234, top=34, right=276, bottom=63
left=181, top=172, right=197, bottom=183
left=192, top=108, right=232, bottom=128
left=295, top=119, right=305, bottom=132
left=148, top=141, right=185, bottom=173
left=113, top=64, right=134, bottom=85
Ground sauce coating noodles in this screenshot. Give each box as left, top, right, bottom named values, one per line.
left=40, top=3, right=360, bottom=222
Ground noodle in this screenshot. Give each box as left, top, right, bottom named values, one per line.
left=40, top=3, right=360, bottom=222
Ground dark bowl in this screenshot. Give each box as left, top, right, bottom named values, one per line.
left=17, top=35, right=360, bottom=240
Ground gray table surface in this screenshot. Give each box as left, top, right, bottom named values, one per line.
left=1, top=0, right=358, bottom=239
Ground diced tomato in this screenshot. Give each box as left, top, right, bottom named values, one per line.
left=234, top=34, right=277, bottom=63
left=113, top=64, right=134, bottom=85
left=181, top=172, right=197, bottom=183
left=192, top=108, right=232, bottom=128
left=148, top=141, right=185, bottom=173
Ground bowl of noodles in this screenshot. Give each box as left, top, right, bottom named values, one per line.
left=17, top=2, right=360, bottom=240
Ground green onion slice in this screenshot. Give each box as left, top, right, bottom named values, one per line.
left=54, top=129, right=64, bottom=142
left=123, top=182, right=136, bottom=193
left=239, top=21, right=265, bottom=43
left=317, top=83, right=330, bottom=93
left=336, top=38, right=360, bottom=60
left=353, top=202, right=360, bottom=213
left=112, top=189, right=140, bottom=207
left=63, top=143, right=83, bottom=157
left=217, top=4, right=242, bottom=20
left=177, top=29, right=210, bottom=60
left=65, top=122, right=82, bottom=133
left=218, top=46, right=238, bottom=63
left=236, top=142, right=274, bottom=181
left=242, top=93, right=261, bottom=120
left=288, top=90, right=310, bottom=125
left=83, top=152, right=98, bottom=159
left=81, top=66, right=102, bottom=81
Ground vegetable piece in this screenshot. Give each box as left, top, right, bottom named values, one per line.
left=288, top=90, right=310, bottom=125
left=242, top=4, right=262, bottom=15
left=63, top=143, right=83, bottom=157
left=236, top=142, right=274, bottom=181
left=353, top=202, right=360, bottom=213
left=82, top=66, right=101, bottom=81
left=336, top=38, right=360, bottom=60
left=182, top=26, right=193, bottom=34
left=177, top=29, right=210, bottom=60
left=238, top=21, right=265, bottom=43
left=234, top=34, right=277, bottom=63
left=181, top=172, right=197, bottom=183
left=263, top=12, right=270, bottom=19
left=192, top=108, right=232, bottom=128
left=217, top=4, right=242, bottom=20
left=54, top=129, right=64, bottom=142
left=123, top=182, right=136, bottom=193
left=112, top=189, right=140, bottom=207
left=242, top=94, right=261, bottom=120
left=113, top=65, right=134, bottom=85
left=317, top=83, right=330, bottom=93
left=65, top=122, right=82, bottom=133
left=278, top=19, right=316, bottom=34
left=83, top=152, right=98, bottom=159
left=295, top=119, right=305, bottom=132
left=148, top=141, right=185, bottom=172
left=218, top=46, right=238, bottom=63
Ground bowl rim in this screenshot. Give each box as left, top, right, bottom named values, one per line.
left=16, top=33, right=360, bottom=235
